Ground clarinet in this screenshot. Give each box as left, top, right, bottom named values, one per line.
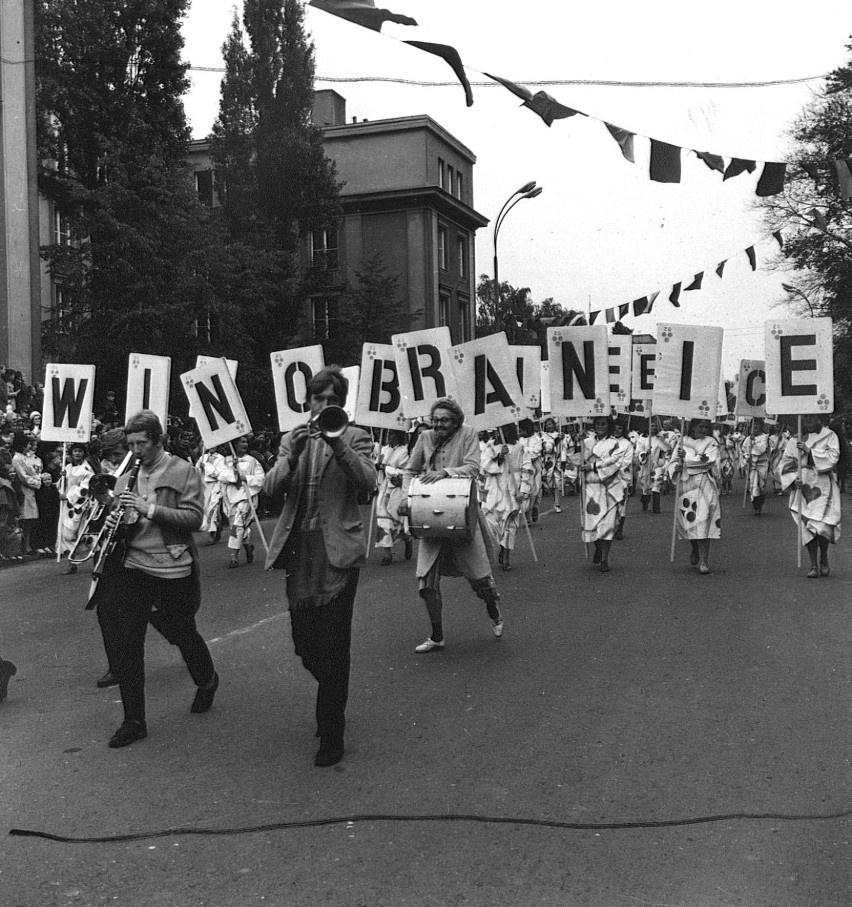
left=90, top=457, right=142, bottom=582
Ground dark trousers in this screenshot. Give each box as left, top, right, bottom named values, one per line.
left=99, top=567, right=215, bottom=723
left=290, top=570, right=358, bottom=743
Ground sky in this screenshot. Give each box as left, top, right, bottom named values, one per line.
left=180, top=0, right=852, bottom=378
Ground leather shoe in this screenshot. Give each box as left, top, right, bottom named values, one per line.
left=315, top=739, right=344, bottom=767
left=108, top=720, right=147, bottom=748
left=414, top=637, right=445, bottom=653
left=96, top=671, right=119, bottom=689
left=190, top=672, right=219, bottom=713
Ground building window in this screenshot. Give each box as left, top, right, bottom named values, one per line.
left=457, top=235, right=468, bottom=279
left=455, top=171, right=464, bottom=202
left=312, top=296, right=339, bottom=339
left=311, top=227, right=339, bottom=271
left=194, top=170, right=214, bottom=207
left=458, top=295, right=471, bottom=342
left=437, top=226, right=448, bottom=271
left=54, top=284, right=69, bottom=334
left=53, top=208, right=71, bottom=246
left=439, top=290, right=451, bottom=328
left=438, top=158, right=445, bottom=189
left=446, top=167, right=455, bottom=197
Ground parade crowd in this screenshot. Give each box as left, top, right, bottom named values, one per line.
left=0, top=365, right=847, bottom=769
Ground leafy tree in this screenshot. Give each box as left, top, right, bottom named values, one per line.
left=35, top=0, right=233, bottom=398
left=759, top=38, right=852, bottom=406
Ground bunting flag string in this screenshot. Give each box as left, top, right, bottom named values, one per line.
left=590, top=230, right=785, bottom=324
left=308, top=2, right=850, bottom=200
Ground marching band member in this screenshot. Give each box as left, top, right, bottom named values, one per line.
left=612, top=419, right=634, bottom=540
left=670, top=419, right=721, bottom=574
left=481, top=423, right=532, bottom=572
left=197, top=446, right=225, bottom=545
left=581, top=415, right=627, bottom=573
left=715, top=424, right=735, bottom=495
left=541, top=417, right=563, bottom=513
left=263, top=366, right=376, bottom=767
left=400, top=398, right=504, bottom=653
left=217, top=436, right=264, bottom=569
left=731, top=424, right=746, bottom=476
left=60, top=441, right=95, bottom=575
left=375, top=429, right=412, bottom=565
left=780, top=414, right=842, bottom=578
left=742, top=418, right=770, bottom=515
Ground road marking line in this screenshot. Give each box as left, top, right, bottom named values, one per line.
left=207, top=612, right=287, bottom=645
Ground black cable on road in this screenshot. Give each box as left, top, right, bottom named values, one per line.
left=9, top=807, right=852, bottom=844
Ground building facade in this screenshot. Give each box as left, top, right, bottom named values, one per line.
left=188, top=90, right=487, bottom=346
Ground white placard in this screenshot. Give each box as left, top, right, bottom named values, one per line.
left=355, top=343, right=409, bottom=431
left=540, top=361, right=551, bottom=414
left=764, top=317, right=834, bottom=415
left=449, top=333, right=524, bottom=431
left=392, top=327, right=458, bottom=419
left=736, top=359, right=767, bottom=419
left=653, top=324, right=723, bottom=420
left=181, top=358, right=252, bottom=449
left=126, top=354, right=171, bottom=429
left=630, top=341, right=657, bottom=414
left=510, top=345, right=542, bottom=414
left=716, top=372, right=731, bottom=420
left=190, top=356, right=239, bottom=419
left=41, top=363, right=96, bottom=443
left=341, top=366, right=360, bottom=424
left=271, top=346, right=325, bottom=432
left=607, top=335, right=633, bottom=412
left=547, top=325, right=611, bottom=418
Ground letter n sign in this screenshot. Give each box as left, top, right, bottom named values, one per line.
left=764, top=317, right=834, bottom=415
left=546, top=325, right=610, bottom=418
left=182, top=358, right=252, bottom=449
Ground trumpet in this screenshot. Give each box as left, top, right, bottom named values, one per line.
left=90, top=457, right=142, bottom=582
left=69, top=452, right=134, bottom=564
left=308, top=405, right=349, bottom=439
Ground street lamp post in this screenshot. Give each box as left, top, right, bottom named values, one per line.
left=781, top=282, right=815, bottom=317
left=492, top=182, right=543, bottom=340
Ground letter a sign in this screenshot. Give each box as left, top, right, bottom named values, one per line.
left=547, top=325, right=610, bottom=418
left=125, top=354, right=171, bottom=429
left=449, top=333, right=523, bottom=431
left=181, top=358, right=252, bottom=449
left=355, top=343, right=408, bottom=431
left=764, top=317, right=834, bottom=415
left=653, top=324, right=723, bottom=420
left=392, top=327, right=459, bottom=419
left=42, top=363, right=96, bottom=443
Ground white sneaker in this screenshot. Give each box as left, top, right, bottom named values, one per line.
left=414, top=637, right=445, bottom=653
left=491, top=616, right=504, bottom=638
left=554, top=505, right=562, bottom=513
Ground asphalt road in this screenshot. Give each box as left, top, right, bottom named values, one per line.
left=1, top=478, right=850, bottom=907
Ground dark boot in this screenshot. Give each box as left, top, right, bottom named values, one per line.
left=614, top=517, right=625, bottom=541
left=652, top=492, right=661, bottom=514
left=641, top=494, right=650, bottom=512
left=753, top=495, right=764, bottom=516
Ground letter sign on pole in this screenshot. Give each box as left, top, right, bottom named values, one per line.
left=735, top=359, right=767, bottom=418
left=547, top=325, right=611, bottom=418
left=510, top=345, right=542, bottom=415
left=392, top=327, right=458, bottom=419
left=607, top=336, right=633, bottom=413
left=355, top=343, right=409, bottom=431
left=190, top=356, right=239, bottom=419
left=539, top=360, right=552, bottom=414
left=270, top=345, right=325, bottom=433
left=449, top=333, right=524, bottom=431
left=125, top=354, right=171, bottom=429
left=181, top=358, right=252, bottom=449
left=765, top=317, right=834, bottom=415
left=630, top=341, right=656, bottom=413
left=653, top=323, right=723, bottom=420
left=341, top=366, right=360, bottom=424
left=42, top=363, right=96, bottom=443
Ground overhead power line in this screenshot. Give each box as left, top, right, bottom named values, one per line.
left=188, top=67, right=826, bottom=88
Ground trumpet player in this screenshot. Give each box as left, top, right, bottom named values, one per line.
left=263, top=366, right=376, bottom=768
left=98, top=410, right=218, bottom=749
left=217, top=436, right=264, bottom=569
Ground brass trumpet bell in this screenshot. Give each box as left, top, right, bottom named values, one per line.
left=309, top=405, right=349, bottom=439
left=87, top=473, right=118, bottom=505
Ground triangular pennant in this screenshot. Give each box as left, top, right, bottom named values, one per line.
left=685, top=272, right=703, bottom=291
left=669, top=283, right=682, bottom=307
left=485, top=72, right=532, bottom=103
left=773, top=230, right=784, bottom=249
left=715, top=260, right=726, bottom=278
left=745, top=246, right=757, bottom=271
left=588, top=310, right=600, bottom=325
left=696, top=151, right=725, bottom=173
left=800, top=162, right=821, bottom=181
left=526, top=91, right=579, bottom=127
left=649, top=139, right=681, bottom=183
left=605, top=307, right=616, bottom=324
left=835, top=159, right=852, bottom=199
left=310, top=0, right=417, bottom=31
left=632, top=297, right=649, bottom=316
left=605, top=123, right=636, bottom=163
left=756, top=162, right=787, bottom=197
left=404, top=41, right=473, bottom=106
left=646, top=292, right=659, bottom=313
left=618, top=303, right=630, bottom=318
left=723, top=158, right=756, bottom=181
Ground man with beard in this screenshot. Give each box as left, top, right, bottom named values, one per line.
left=399, top=398, right=504, bottom=653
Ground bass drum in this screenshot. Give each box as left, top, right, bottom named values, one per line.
left=408, top=476, right=477, bottom=540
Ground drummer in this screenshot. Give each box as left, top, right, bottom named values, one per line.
left=398, top=398, right=504, bottom=653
